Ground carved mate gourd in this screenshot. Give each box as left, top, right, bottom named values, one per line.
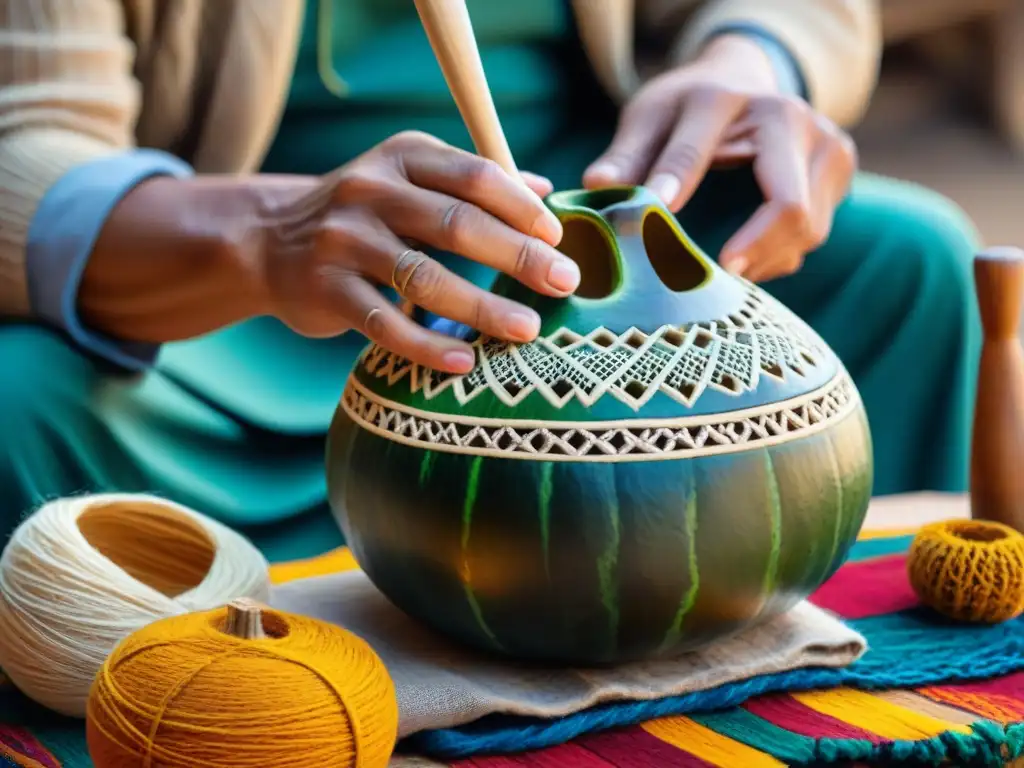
left=325, top=0, right=873, bottom=664
left=326, top=185, right=873, bottom=664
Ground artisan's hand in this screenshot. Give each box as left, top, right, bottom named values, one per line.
left=584, top=35, right=857, bottom=283
left=253, top=131, right=576, bottom=373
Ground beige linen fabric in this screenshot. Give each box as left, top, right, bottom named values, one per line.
left=272, top=569, right=866, bottom=739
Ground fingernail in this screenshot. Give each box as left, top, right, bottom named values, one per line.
left=648, top=174, right=681, bottom=205
left=534, top=209, right=563, bottom=244
left=547, top=258, right=581, bottom=293
left=442, top=349, right=475, bottom=372
left=587, top=162, right=620, bottom=182
left=722, top=256, right=748, bottom=276
left=523, top=172, right=554, bottom=194
left=506, top=311, right=541, bottom=342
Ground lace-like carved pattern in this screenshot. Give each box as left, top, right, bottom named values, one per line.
left=360, top=287, right=826, bottom=411
left=342, top=373, right=857, bottom=462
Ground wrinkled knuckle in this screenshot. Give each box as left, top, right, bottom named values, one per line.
left=404, top=258, right=445, bottom=303
left=441, top=200, right=475, bottom=249
left=463, top=158, right=503, bottom=196
left=514, top=237, right=541, bottom=277
left=470, top=295, right=488, bottom=333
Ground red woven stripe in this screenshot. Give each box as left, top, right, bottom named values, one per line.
left=743, top=694, right=884, bottom=742
left=920, top=671, right=1024, bottom=722
left=453, top=742, right=617, bottom=767
left=0, top=727, right=60, bottom=768
left=810, top=554, right=918, bottom=619
left=576, top=725, right=715, bottom=767
left=934, top=671, right=1024, bottom=699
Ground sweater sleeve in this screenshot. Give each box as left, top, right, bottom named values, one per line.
left=0, top=0, right=141, bottom=317
left=672, top=0, right=882, bottom=128
left=27, top=150, right=194, bottom=370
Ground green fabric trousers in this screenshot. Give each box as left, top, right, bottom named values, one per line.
left=0, top=168, right=981, bottom=563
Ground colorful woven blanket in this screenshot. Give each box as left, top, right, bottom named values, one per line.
left=2, top=526, right=1023, bottom=767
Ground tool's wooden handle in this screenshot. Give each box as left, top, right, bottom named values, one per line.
left=975, top=246, right=1024, bottom=340
left=413, top=0, right=518, bottom=176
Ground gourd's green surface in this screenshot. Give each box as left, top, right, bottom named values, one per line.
left=327, top=186, right=873, bottom=664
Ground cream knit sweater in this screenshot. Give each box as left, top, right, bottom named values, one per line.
left=0, top=0, right=881, bottom=318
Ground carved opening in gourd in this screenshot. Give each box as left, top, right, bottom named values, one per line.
left=577, top=186, right=638, bottom=210
left=77, top=500, right=216, bottom=597
left=642, top=209, right=710, bottom=292
left=556, top=215, right=620, bottom=299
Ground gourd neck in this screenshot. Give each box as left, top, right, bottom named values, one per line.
left=490, top=185, right=747, bottom=335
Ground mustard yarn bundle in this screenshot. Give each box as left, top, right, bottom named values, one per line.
left=907, top=519, right=1024, bottom=623
left=86, top=598, right=399, bottom=768
left=0, top=493, right=270, bottom=717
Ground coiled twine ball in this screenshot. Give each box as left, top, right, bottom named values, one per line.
left=86, top=599, right=399, bottom=768
left=907, top=519, right=1024, bottom=623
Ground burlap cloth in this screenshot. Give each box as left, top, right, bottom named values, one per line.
left=272, top=569, right=867, bottom=739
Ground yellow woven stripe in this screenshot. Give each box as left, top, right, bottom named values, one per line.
left=269, top=547, right=359, bottom=584
left=857, top=527, right=920, bottom=541
left=793, top=688, right=972, bottom=740
left=642, top=716, right=785, bottom=767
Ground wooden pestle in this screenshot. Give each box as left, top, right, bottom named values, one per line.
left=970, top=246, right=1024, bottom=533
left=413, top=0, right=518, bottom=176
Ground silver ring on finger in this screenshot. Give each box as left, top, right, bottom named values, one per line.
left=391, top=247, right=429, bottom=298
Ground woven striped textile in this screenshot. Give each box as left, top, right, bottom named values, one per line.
left=2, top=522, right=1023, bottom=767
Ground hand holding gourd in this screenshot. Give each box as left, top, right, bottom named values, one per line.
left=256, top=133, right=577, bottom=374
left=585, top=34, right=857, bottom=284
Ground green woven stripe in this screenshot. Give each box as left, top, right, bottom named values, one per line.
left=691, top=709, right=820, bottom=764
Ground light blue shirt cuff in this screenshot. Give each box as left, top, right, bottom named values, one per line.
left=27, top=149, right=195, bottom=372
left=709, top=24, right=808, bottom=100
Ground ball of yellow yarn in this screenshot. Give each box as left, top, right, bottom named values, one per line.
left=86, top=598, right=398, bottom=768
left=907, top=519, right=1024, bottom=623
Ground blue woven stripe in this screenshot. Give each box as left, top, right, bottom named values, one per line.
left=406, top=607, right=1024, bottom=758
left=848, top=534, right=915, bottom=562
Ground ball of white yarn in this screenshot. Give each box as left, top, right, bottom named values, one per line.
left=0, top=493, right=270, bottom=717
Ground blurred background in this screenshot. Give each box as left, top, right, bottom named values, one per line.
left=862, top=1, right=1022, bottom=247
